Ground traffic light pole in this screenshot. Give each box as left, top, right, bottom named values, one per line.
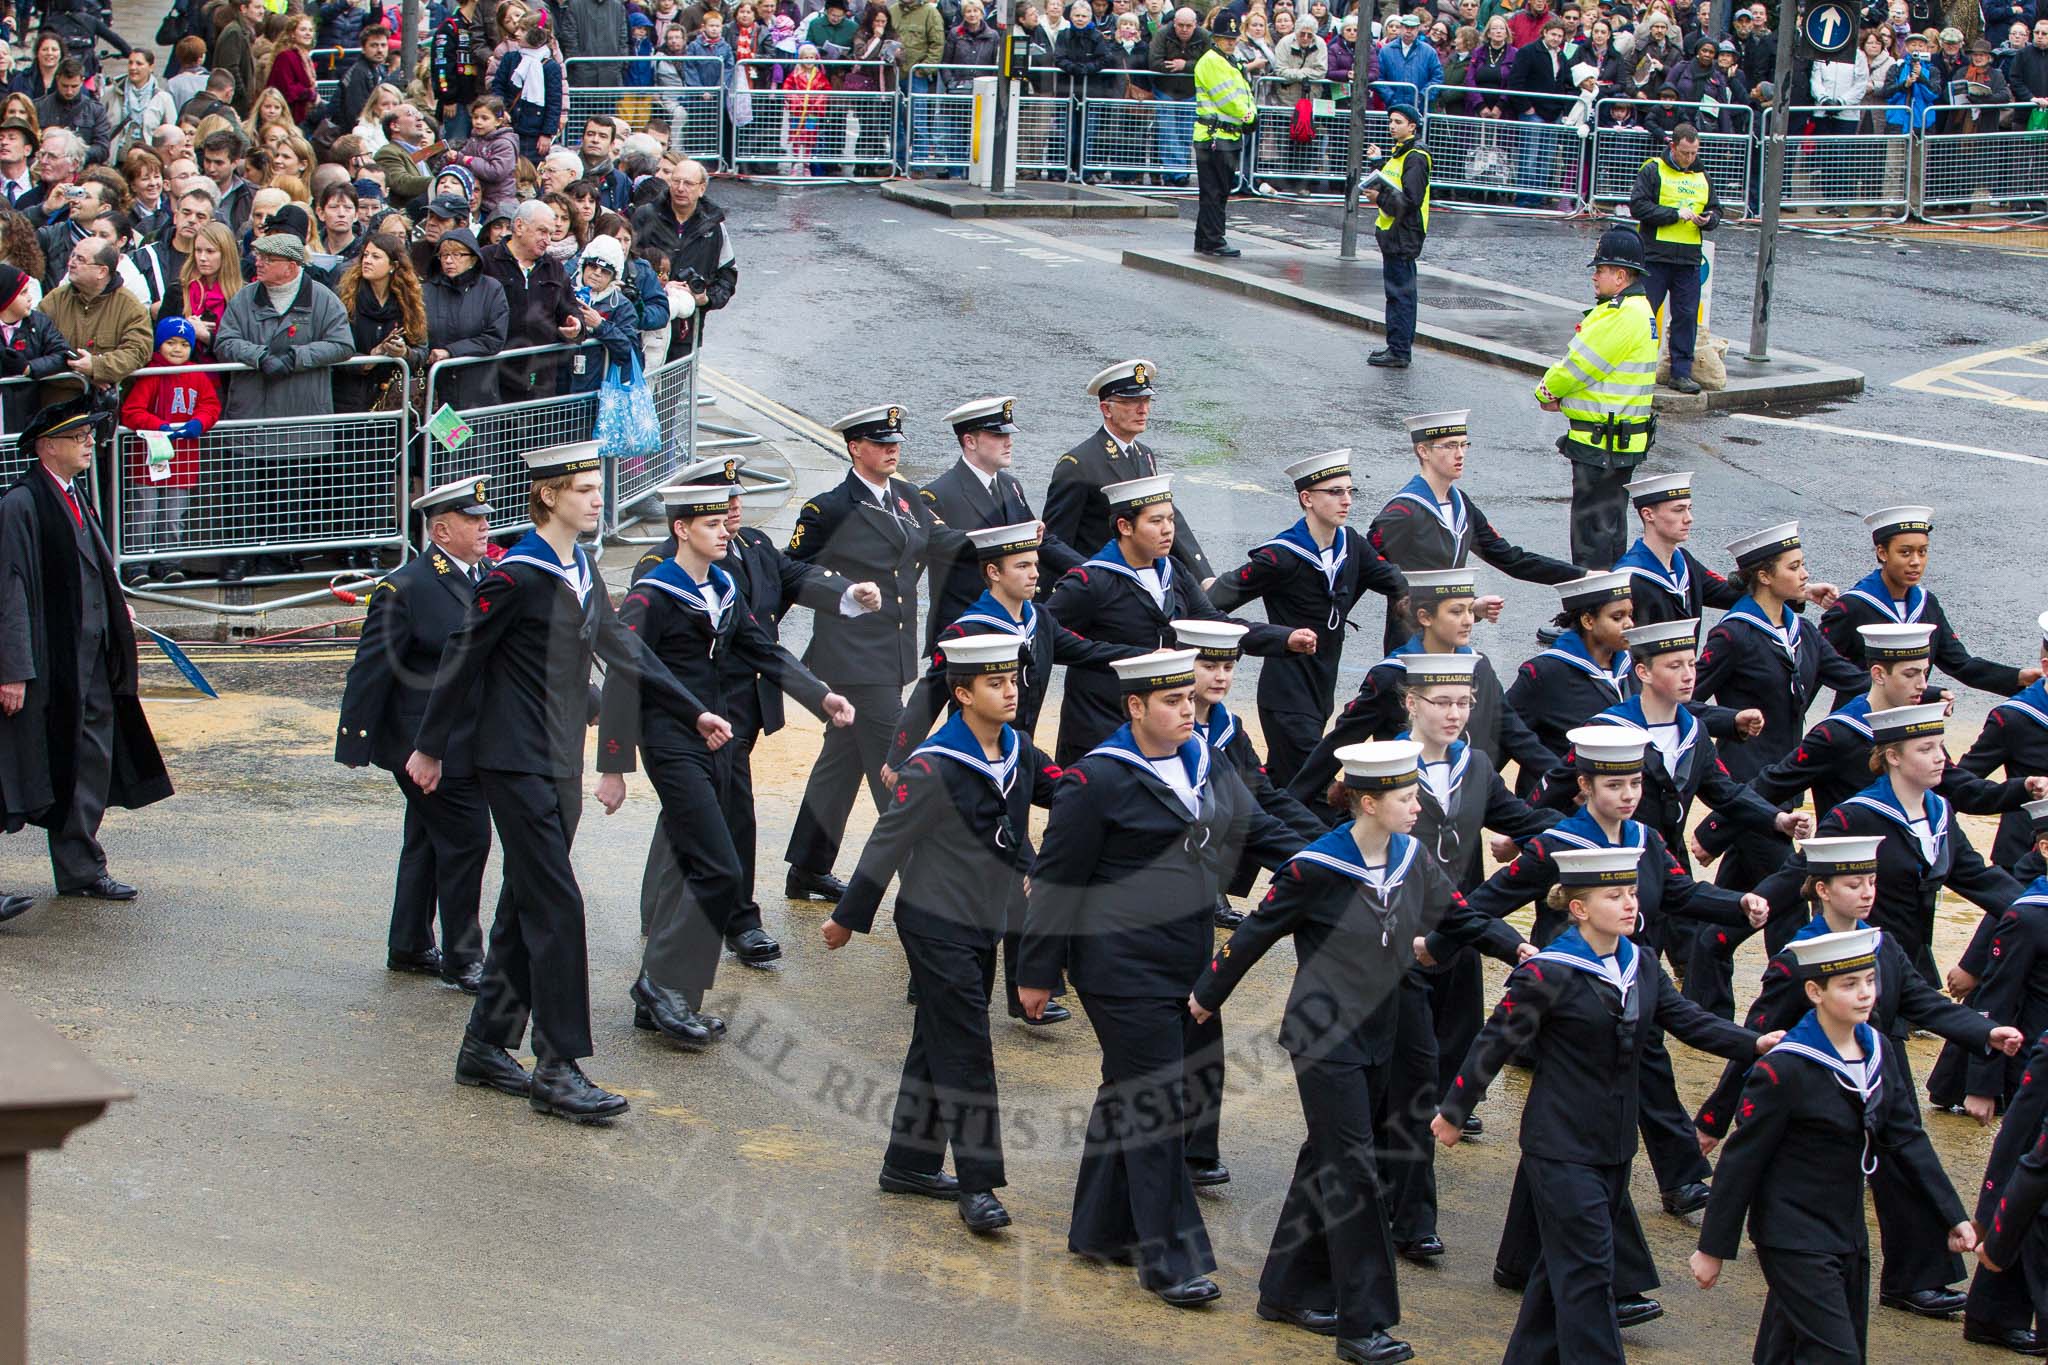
left=991, top=0, right=1017, bottom=194
left=1338, top=45, right=1372, bottom=259
left=1744, top=0, right=1799, bottom=361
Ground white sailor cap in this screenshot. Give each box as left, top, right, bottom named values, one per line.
left=1856, top=623, right=1935, bottom=663
left=2027, top=798, right=2048, bottom=834
left=1787, top=926, right=1881, bottom=980
left=966, top=520, right=1042, bottom=561
left=1172, top=619, right=1250, bottom=659
left=1335, top=739, right=1423, bottom=791
left=659, top=484, right=733, bottom=518
left=521, top=441, right=602, bottom=479
left=1867, top=702, right=1946, bottom=744
left=1403, top=410, right=1470, bottom=442
left=674, top=454, right=747, bottom=487
left=1624, top=617, right=1699, bottom=657
left=1110, top=647, right=1198, bottom=694
left=1283, top=448, right=1352, bottom=492
left=1558, top=570, right=1633, bottom=612
left=2038, top=610, right=2048, bottom=644
left=1625, top=470, right=1693, bottom=506
left=945, top=395, right=1019, bottom=436
left=1567, top=724, right=1649, bottom=774
left=1404, top=651, right=1483, bottom=688
left=1552, top=846, right=1642, bottom=888
left=1103, top=474, right=1173, bottom=511
left=1087, top=359, right=1157, bottom=399
left=411, top=476, right=492, bottom=516
left=1726, top=521, right=1801, bottom=569
left=936, top=633, right=1026, bottom=676
left=832, top=404, right=906, bottom=445
left=1799, top=835, right=1884, bottom=876
left=1864, top=505, right=1933, bottom=543
left=1405, top=567, right=1478, bottom=603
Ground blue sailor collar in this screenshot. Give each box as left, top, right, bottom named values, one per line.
left=640, top=555, right=735, bottom=624
left=500, top=531, right=595, bottom=605
left=1262, top=518, right=1348, bottom=589
left=953, top=589, right=1037, bottom=644
left=1721, top=594, right=1804, bottom=656
left=1994, top=679, right=2048, bottom=732
left=1545, top=808, right=1646, bottom=852
left=2014, top=876, right=2048, bottom=912
left=1792, top=913, right=1871, bottom=944
left=1596, top=695, right=1698, bottom=755
left=912, top=710, right=1020, bottom=794
left=1389, top=474, right=1468, bottom=541
left=1088, top=723, right=1209, bottom=790
left=1843, top=775, right=1949, bottom=845
left=1777, top=1009, right=1885, bottom=1101
left=1200, top=704, right=1238, bottom=752
left=1399, top=729, right=1471, bottom=807
left=1085, top=539, right=1172, bottom=592
left=1841, top=567, right=1926, bottom=625
left=1538, top=629, right=1632, bottom=695
left=1291, top=824, right=1422, bottom=902
left=1822, top=693, right=1876, bottom=738
left=1616, top=537, right=1689, bottom=600
left=1531, top=925, right=1639, bottom=1000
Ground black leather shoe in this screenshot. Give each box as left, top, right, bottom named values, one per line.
left=726, top=927, right=783, bottom=965
left=1366, top=350, right=1411, bottom=369
left=785, top=866, right=847, bottom=901
left=454, top=1034, right=531, bottom=1096
left=879, top=1164, right=959, bottom=1199
left=1256, top=1299, right=1338, bottom=1335
left=0, top=892, right=33, bottom=923
left=387, top=946, right=444, bottom=975
left=1881, top=1287, right=1967, bottom=1318
left=1336, top=1330, right=1414, bottom=1362
left=1963, top=1318, right=2048, bottom=1354
left=1213, top=898, right=1245, bottom=929
left=1662, top=1181, right=1710, bottom=1216
left=65, top=874, right=137, bottom=901
left=1155, top=1276, right=1221, bottom=1307
left=1492, top=1264, right=1526, bottom=1293
left=1461, top=1113, right=1484, bottom=1137
left=528, top=1059, right=628, bottom=1122
left=1616, top=1294, right=1663, bottom=1328
left=440, top=960, right=484, bottom=994
left=957, top=1190, right=1011, bottom=1232
left=631, top=974, right=716, bottom=1050
left=1670, top=375, right=1703, bottom=395
left=1195, top=244, right=1241, bottom=258
left=1009, top=1000, right=1072, bottom=1025
left=1186, top=1157, right=1230, bottom=1187
left=1396, top=1235, right=1445, bottom=1262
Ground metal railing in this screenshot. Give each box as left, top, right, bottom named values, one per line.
left=1779, top=104, right=1912, bottom=222
left=730, top=82, right=901, bottom=180
left=560, top=80, right=729, bottom=167
left=1916, top=104, right=2048, bottom=221
left=1422, top=87, right=1588, bottom=215
left=1246, top=78, right=1418, bottom=198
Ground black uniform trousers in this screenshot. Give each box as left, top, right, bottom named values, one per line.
left=641, top=721, right=766, bottom=938
left=1383, top=978, right=1445, bottom=1244
left=786, top=682, right=903, bottom=876
left=388, top=767, right=488, bottom=969
left=1381, top=253, right=1418, bottom=360
left=1642, top=260, right=1701, bottom=379
left=1193, top=141, right=1236, bottom=251
left=1565, top=452, right=1634, bottom=572
left=885, top=929, right=1006, bottom=1193
left=1751, top=1245, right=1869, bottom=1365
left=1505, top=1158, right=1641, bottom=1365
left=1184, top=1004, right=1225, bottom=1165
left=49, top=650, right=114, bottom=889
left=1966, top=1217, right=2048, bottom=1332
left=1429, top=950, right=1486, bottom=1096
left=1260, top=1052, right=1403, bottom=1339
left=1497, top=1154, right=1659, bottom=1297
left=640, top=741, right=745, bottom=1009
left=1867, top=1043, right=1969, bottom=1296
left=1069, top=991, right=1217, bottom=1289
left=468, top=772, right=593, bottom=1062
left=1258, top=707, right=1325, bottom=793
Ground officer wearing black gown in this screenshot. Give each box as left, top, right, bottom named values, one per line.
left=1043, top=360, right=1212, bottom=583
left=1610, top=471, right=1743, bottom=637
left=336, top=477, right=494, bottom=992
left=783, top=405, right=969, bottom=901
left=916, top=396, right=1081, bottom=649
left=1207, top=448, right=1409, bottom=786
left=824, top=634, right=1062, bottom=1235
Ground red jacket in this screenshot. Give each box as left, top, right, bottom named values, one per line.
left=119, top=351, right=222, bottom=490
left=265, top=47, right=319, bottom=123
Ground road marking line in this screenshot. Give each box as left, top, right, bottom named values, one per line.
left=1893, top=339, right=2048, bottom=413
left=1728, top=413, right=2048, bottom=468
left=699, top=367, right=845, bottom=457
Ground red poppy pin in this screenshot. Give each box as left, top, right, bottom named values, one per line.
left=896, top=496, right=911, bottom=514
left=286, top=324, right=297, bottom=337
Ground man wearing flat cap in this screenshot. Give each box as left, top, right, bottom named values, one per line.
left=0, top=397, right=171, bottom=924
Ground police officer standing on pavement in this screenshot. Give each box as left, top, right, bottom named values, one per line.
left=336, top=477, right=495, bottom=992
left=1627, top=123, right=1720, bottom=396
left=1045, top=360, right=1213, bottom=582
left=1190, top=12, right=1254, bottom=258
left=1536, top=226, right=1661, bottom=571
left=1361, top=103, right=1430, bottom=370
left=783, top=405, right=968, bottom=902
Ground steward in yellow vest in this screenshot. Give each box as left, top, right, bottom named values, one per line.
left=1191, top=12, right=1254, bottom=257
left=1364, top=102, right=1429, bottom=369
left=1627, top=124, right=1722, bottom=395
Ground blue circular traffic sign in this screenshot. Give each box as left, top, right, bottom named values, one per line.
left=1803, top=1, right=1855, bottom=55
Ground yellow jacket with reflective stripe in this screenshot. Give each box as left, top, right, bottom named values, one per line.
left=1193, top=47, right=1254, bottom=142
left=1538, top=286, right=1658, bottom=463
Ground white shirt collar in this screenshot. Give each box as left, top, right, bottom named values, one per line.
left=963, top=460, right=997, bottom=495
left=853, top=470, right=891, bottom=503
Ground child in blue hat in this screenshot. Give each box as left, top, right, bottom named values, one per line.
left=117, top=316, right=221, bottom=587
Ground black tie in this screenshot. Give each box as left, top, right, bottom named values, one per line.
left=470, top=562, right=484, bottom=585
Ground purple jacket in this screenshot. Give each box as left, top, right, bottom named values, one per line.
left=1464, top=38, right=1516, bottom=113
left=1327, top=33, right=1374, bottom=85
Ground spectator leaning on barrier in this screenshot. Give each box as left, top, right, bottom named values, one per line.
left=1150, top=8, right=1209, bottom=186
left=1271, top=13, right=1329, bottom=101
left=424, top=227, right=509, bottom=408
left=629, top=156, right=732, bottom=355
left=104, top=52, right=178, bottom=164
left=1382, top=13, right=1446, bottom=93
left=38, top=237, right=153, bottom=407
left=2014, top=19, right=2048, bottom=104
left=1467, top=16, right=1517, bottom=112
left=333, top=230, right=428, bottom=414
left=1941, top=36, right=2013, bottom=127
left=0, top=263, right=71, bottom=430
left=117, top=316, right=221, bottom=587
left=481, top=198, right=579, bottom=400
left=559, top=232, right=636, bottom=394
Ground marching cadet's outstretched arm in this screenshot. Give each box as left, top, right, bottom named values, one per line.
left=1190, top=859, right=1315, bottom=1014
left=1437, top=959, right=1566, bottom=1129
left=1700, top=749, right=1792, bottom=835
left=1695, top=1058, right=1796, bottom=1265
left=829, top=755, right=940, bottom=937
left=1932, top=604, right=2028, bottom=697
left=594, top=592, right=708, bottom=730
left=911, top=492, right=971, bottom=567
left=414, top=564, right=527, bottom=762
left=1662, top=850, right=1760, bottom=928
left=1461, top=835, right=1554, bottom=921
left=1751, top=842, right=1815, bottom=930
left=1228, top=730, right=1325, bottom=841
left=1950, top=822, right=2026, bottom=919
left=1655, top=964, right=1763, bottom=1060
left=1469, top=510, right=1580, bottom=585
left=732, top=605, right=833, bottom=720
left=1938, top=757, right=2037, bottom=816
left=1697, top=556, right=1744, bottom=611
left=1481, top=768, right=1563, bottom=843
left=335, top=577, right=411, bottom=766
left=1043, top=565, right=1100, bottom=634
left=1891, top=932, right=1999, bottom=1052
left=1749, top=718, right=1842, bottom=807
left=1184, top=572, right=1295, bottom=656
left=1881, top=1118, right=1971, bottom=1233
left=1816, top=623, right=1871, bottom=694
left=1354, top=528, right=1409, bottom=601
left=1018, top=770, right=1106, bottom=991
left=777, top=545, right=851, bottom=615
left=1050, top=618, right=1149, bottom=670
left=1203, top=543, right=1286, bottom=613
left=1957, top=712, right=2015, bottom=782
left=1696, top=956, right=1804, bottom=1139
left=1423, top=855, right=1529, bottom=966
left=1223, top=762, right=1314, bottom=871
left=1494, top=696, right=1561, bottom=787
left=595, top=588, right=668, bottom=773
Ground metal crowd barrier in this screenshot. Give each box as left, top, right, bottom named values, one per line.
left=1072, top=70, right=1197, bottom=189
left=1589, top=99, right=1751, bottom=210
left=1916, top=105, right=2048, bottom=221
left=560, top=82, right=729, bottom=168
left=1779, top=105, right=1911, bottom=222
left=1422, top=88, right=1587, bottom=215
left=1248, top=78, right=1416, bottom=198
left=730, top=80, right=900, bottom=181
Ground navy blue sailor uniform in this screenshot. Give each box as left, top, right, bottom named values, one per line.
left=1959, top=681, right=2048, bottom=870
left=1930, top=880, right=2048, bottom=1113
left=1196, top=699, right=1327, bottom=905
left=1206, top=520, right=1408, bottom=785
left=1366, top=473, right=1579, bottom=653
left=1018, top=724, right=1306, bottom=1290
left=1967, top=1029, right=2048, bottom=1332
left=829, top=713, right=1064, bottom=1195
left=916, top=458, right=1082, bottom=651
left=784, top=469, right=970, bottom=878
left=1820, top=568, right=2026, bottom=711
left=1504, top=629, right=1636, bottom=793
left=1042, top=424, right=1213, bottom=584
left=1613, top=536, right=1741, bottom=636
left=335, top=544, right=490, bottom=978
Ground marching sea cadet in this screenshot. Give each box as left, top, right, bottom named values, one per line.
left=1190, top=11, right=1253, bottom=258
left=1361, top=103, right=1430, bottom=370
left=1505, top=571, right=1638, bottom=782
left=1366, top=410, right=1579, bottom=652
left=1611, top=471, right=1744, bottom=635
left=336, top=476, right=496, bottom=992
left=1208, top=448, right=1409, bottom=786
left=1535, top=225, right=1661, bottom=571
left=1627, top=123, right=1720, bottom=396
left=1044, top=360, right=1214, bottom=583
left=823, top=634, right=1063, bottom=1236
left=1967, top=1023, right=2048, bottom=1352
left=1931, top=801, right=2048, bottom=1115
left=1957, top=612, right=2048, bottom=869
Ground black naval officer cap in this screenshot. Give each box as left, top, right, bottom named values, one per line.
left=18, top=393, right=107, bottom=447
left=411, top=476, right=493, bottom=517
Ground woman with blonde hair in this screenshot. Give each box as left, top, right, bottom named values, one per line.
left=176, top=221, right=244, bottom=357
left=250, top=86, right=297, bottom=136
left=268, top=133, right=315, bottom=185
left=354, top=84, right=407, bottom=153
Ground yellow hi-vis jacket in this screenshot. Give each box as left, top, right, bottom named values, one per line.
left=1193, top=48, right=1254, bottom=143
left=1537, top=285, right=1658, bottom=467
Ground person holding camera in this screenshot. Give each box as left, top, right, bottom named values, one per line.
left=630, top=157, right=733, bottom=357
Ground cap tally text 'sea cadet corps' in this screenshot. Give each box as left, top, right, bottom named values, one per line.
left=1405, top=567, right=1478, bottom=605
left=833, top=405, right=906, bottom=445
left=940, top=633, right=1026, bottom=676
left=945, top=396, right=1020, bottom=437
left=1866, top=702, right=1946, bottom=743
left=1558, top=570, right=1633, bottom=613
left=1404, top=651, right=1483, bottom=688
left=1856, top=623, right=1935, bottom=664
left=1624, top=617, right=1699, bottom=657
left=1403, top=410, right=1469, bottom=443
left=1625, top=471, right=1693, bottom=507
left=1786, top=926, right=1881, bottom=980
left=1110, top=648, right=1198, bottom=693
left=1568, top=724, right=1649, bottom=774
left=1172, top=619, right=1249, bottom=660
left=1103, top=474, right=1173, bottom=512
left=1087, top=360, right=1157, bottom=400
left=1799, top=835, right=1885, bottom=876
left=411, top=477, right=493, bottom=517
left=522, top=441, right=603, bottom=479
left=1284, top=449, right=1352, bottom=493
left=1863, top=505, right=1933, bottom=544
left=1335, top=739, right=1423, bottom=791
left=1726, top=521, right=1801, bottom=570
left=660, top=485, right=733, bottom=519
left=967, top=521, right=1043, bottom=561
left=1552, top=846, right=1643, bottom=887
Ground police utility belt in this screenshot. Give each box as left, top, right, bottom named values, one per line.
left=1559, top=413, right=1657, bottom=467
left=1196, top=115, right=1249, bottom=133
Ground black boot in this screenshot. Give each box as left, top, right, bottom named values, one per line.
left=454, top=1034, right=531, bottom=1096
left=630, top=974, right=716, bottom=1049
left=957, top=1190, right=1011, bottom=1232
left=1336, top=1330, right=1414, bottom=1362
left=528, top=1060, right=628, bottom=1122
left=785, top=866, right=847, bottom=901
left=725, top=927, right=783, bottom=965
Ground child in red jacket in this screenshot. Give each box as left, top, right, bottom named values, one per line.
left=118, top=317, right=221, bottom=587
